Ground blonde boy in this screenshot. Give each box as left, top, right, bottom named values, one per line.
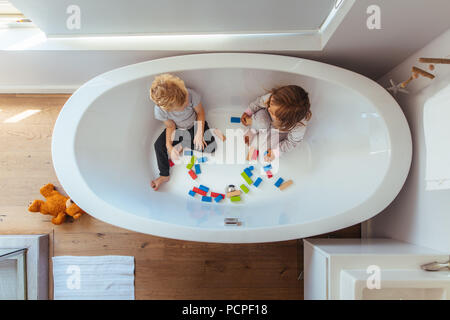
left=150, top=74, right=216, bottom=190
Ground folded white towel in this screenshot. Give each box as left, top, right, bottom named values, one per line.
left=52, top=256, right=135, bottom=300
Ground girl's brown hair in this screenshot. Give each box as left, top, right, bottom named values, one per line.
left=267, top=85, right=311, bottom=131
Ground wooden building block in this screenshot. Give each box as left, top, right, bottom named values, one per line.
left=279, top=180, right=293, bottom=190
left=227, top=190, right=241, bottom=198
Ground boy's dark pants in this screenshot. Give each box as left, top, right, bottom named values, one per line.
left=154, top=121, right=216, bottom=177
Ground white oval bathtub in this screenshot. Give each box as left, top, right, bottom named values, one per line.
left=52, top=53, right=412, bottom=243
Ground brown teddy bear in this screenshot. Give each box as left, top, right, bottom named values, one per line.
left=28, top=183, right=85, bottom=225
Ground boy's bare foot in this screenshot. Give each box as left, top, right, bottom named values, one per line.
left=151, top=176, right=170, bottom=191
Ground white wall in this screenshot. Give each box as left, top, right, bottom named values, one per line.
left=1, top=0, right=450, bottom=92
left=367, top=29, right=450, bottom=253
left=10, top=0, right=335, bottom=35
left=0, top=51, right=189, bottom=93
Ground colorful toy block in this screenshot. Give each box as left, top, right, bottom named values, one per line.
left=241, top=171, right=253, bottom=185
left=240, top=184, right=249, bottom=193
left=244, top=168, right=253, bottom=177
left=247, top=166, right=254, bottom=170
left=230, top=195, right=241, bottom=202
left=279, top=179, right=293, bottom=191
left=194, top=164, right=201, bottom=174
left=214, top=194, right=224, bottom=203
left=188, top=190, right=196, bottom=197
left=169, top=159, right=175, bottom=167
left=230, top=116, right=241, bottom=123
left=227, top=190, right=241, bottom=198
left=264, top=149, right=272, bottom=158
left=266, top=170, right=273, bottom=179
left=202, top=196, right=212, bottom=202
left=274, top=177, right=284, bottom=188
left=251, top=149, right=259, bottom=160
left=193, top=187, right=207, bottom=196
left=199, top=185, right=210, bottom=193
left=211, top=192, right=225, bottom=198
left=186, top=163, right=194, bottom=170
left=188, top=170, right=197, bottom=180
left=184, top=150, right=193, bottom=156
left=263, top=164, right=272, bottom=172
left=198, top=157, right=208, bottom=163
left=190, top=155, right=196, bottom=163
left=253, top=177, right=262, bottom=187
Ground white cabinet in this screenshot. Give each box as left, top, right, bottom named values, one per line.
left=303, top=238, right=449, bottom=300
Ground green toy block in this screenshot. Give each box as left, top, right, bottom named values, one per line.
left=186, top=162, right=194, bottom=170
left=240, top=184, right=249, bottom=193
left=230, top=195, right=241, bottom=202
left=241, top=171, right=253, bottom=185
left=190, top=155, right=196, bottom=164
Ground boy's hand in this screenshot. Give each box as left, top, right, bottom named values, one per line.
left=194, top=131, right=207, bottom=151
left=241, top=113, right=252, bottom=126
left=264, top=149, right=275, bottom=162
left=167, top=145, right=180, bottom=161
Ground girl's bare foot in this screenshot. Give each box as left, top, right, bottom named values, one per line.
left=151, top=176, right=170, bottom=191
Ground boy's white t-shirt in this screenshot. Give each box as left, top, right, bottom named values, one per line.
left=154, top=88, right=201, bottom=130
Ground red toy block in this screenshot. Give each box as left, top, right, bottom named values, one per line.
left=193, top=187, right=207, bottom=196
left=266, top=170, right=273, bottom=178
left=169, top=159, right=175, bottom=167
left=210, top=192, right=225, bottom=198
left=188, top=170, right=197, bottom=180
left=251, top=149, right=259, bottom=160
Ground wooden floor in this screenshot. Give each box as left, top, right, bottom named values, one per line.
left=0, top=94, right=360, bottom=299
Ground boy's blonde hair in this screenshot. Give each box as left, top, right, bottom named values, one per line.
left=150, top=74, right=188, bottom=110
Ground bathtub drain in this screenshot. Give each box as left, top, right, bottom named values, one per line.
left=224, top=218, right=242, bottom=226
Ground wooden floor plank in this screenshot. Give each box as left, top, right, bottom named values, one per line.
left=0, top=94, right=360, bottom=300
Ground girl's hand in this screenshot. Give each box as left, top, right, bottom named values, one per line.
left=194, top=131, right=207, bottom=151
left=167, top=145, right=180, bottom=161
left=241, top=113, right=252, bottom=126
left=264, top=149, right=275, bottom=162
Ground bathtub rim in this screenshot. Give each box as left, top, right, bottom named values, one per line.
left=51, top=53, right=412, bottom=243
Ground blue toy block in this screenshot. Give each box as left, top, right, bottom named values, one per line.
left=244, top=168, right=253, bottom=177
left=247, top=166, right=254, bottom=171
left=230, top=117, right=241, bottom=123
left=275, top=178, right=284, bottom=188
left=198, top=157, right=208, bottom=163
left=214, top=194, right=224, bottom=203
left=195, top=164, right=201, bottom=174
left=263, top=164, right=272, bottom=172
left=184, top=150, right=193, bottom=156
left=253, top=177, right=263, bottom=187
left=188, top=190, right=196, bottom=197
left=199, top=185, right=210, bottom=193
left=202, top=196, right=212, bottom=202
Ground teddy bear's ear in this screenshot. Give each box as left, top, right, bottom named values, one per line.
left=65, top=198, right=74, bottom=208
